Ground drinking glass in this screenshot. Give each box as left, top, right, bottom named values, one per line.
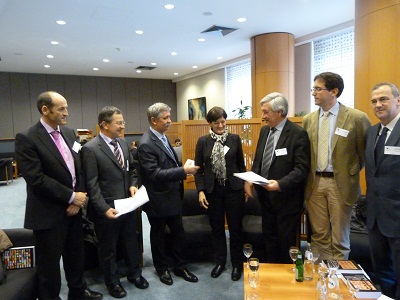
left=346, top=276, right=361, bottom=299
left=249, top=258, right=260, bottom=274
left=248, top=271, right=259, bottom=289
left=311, top=247, right=320, bottom=264
left=243, top=243, right=253, bottom=268
left=289, top=246, right=299, bottom=272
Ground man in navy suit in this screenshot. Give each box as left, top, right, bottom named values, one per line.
left=82, top=106, right=148, bottom=298
left=15, top=91, right=102, bottom=300
left=137, top=102, right=199, bottom=286
left=365, top=82, right=400, bottom=299
left=246, top=92, right=310, bottom=263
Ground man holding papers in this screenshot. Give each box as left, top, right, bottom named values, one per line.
left=82, top=106, right=148, bottom=298
left=246, top=92, right=310, bottom=263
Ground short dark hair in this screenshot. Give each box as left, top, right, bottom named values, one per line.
left=206, top=106, right=227, bottom=123
left=37, top=91, right=55, bottom=114
left=372, top=82, right=399, bottom=97
left=98, top=106, right=122, bottom=127
left=314, top=72, right=344, bottom=98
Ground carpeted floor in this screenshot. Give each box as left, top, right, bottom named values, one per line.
left=0, top=178, right=244, bottom=300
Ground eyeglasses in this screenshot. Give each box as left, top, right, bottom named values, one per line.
left=311, top=87, right=330, bottom=93
left=114, top=121, right=126, bottom=126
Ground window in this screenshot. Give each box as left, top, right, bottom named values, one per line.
left=312, top=29, right=354, bottom=110
left=225, top=60, right=252, bottom=119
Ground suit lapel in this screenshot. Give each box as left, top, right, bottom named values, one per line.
left=149, top=130, right=178, bottom=164
left=309, top=111, right=319, bottom=160
left=378, top=119, right=400, bottom=166
left=332, top=104, right=348, bottom=151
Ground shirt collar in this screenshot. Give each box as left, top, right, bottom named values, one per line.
left=40, top=118, right=59, bottom=134
left=149, top=126, right=165, bottom=140
left=319, top=101, right=340, bottom=117
left=381, top=112, right=400, bottom=132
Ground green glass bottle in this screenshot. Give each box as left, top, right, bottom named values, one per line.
left=295, top=253, right=304, bottom=282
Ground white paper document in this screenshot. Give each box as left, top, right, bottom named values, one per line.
left=114, top=185, right=149, bottom=218
left=233, top=171, right=269, bottom=185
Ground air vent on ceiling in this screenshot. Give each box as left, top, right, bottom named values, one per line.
left=201, top=25, right=238, bottom=36
left=136, top=66, right=156, bottom=70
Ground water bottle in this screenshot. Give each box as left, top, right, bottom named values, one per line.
left=305, top=243, right=312, bottom=259
left=327, top=269, right=340, bottom=299
left=304, top=252, right=314, bottom=280
left=295, top=253, right=304, bottom=282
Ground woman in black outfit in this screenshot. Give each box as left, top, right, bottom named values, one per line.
left=194, top=106, right=249, bottom=281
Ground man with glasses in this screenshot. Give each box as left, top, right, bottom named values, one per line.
left=365, top=82, right=400, bottom=299
left=302, top=72, right=371, bottom=260
left=82, top=106, right=148, bottom=298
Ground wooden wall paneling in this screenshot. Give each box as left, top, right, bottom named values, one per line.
left=0, top=73, right=14, bottom=138
left=111, top=78, right=127, bottom=115
left=138, top=79, right=153, bottom=132
left=10, top=73, right=32, bottom=136
left=96, top=77, right=112, bottom=114
left=64, top=75, right=83, bottom=130
left=28, top=74, right=47, bottom=125
left=126, top=78, right=142, bottom=133
left=150, top=80, right=164, bottom=102
left=80, top=77, right=98, bottom=133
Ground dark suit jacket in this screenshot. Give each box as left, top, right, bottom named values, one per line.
left=365, top=120, right=400, bottom=238
left=15, top=122, right=84, bottom=230
left=251, top=120, right=311, bottom=211
left=194, top=133, right=246, bottom=193
left=137, top=129, right=186, bottom=217
left=81, top=135, right=137, bottom=223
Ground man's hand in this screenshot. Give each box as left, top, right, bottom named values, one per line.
left=183, top=160, right=200, bottom=175
left=66, top=204, right=80, bottom=216
left=262, top=179, right=281, bottom=191
left=72, top=192, right=87, bottom=208
left=198, top=191, right=209, bottom=209
left=105, top=208, right=119, bottom=219
left=244, top=181, right=254, bottom=202
left=129, top=186, right=138, bottom=197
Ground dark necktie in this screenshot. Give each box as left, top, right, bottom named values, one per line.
left=110, top=139, right=124, bottom=168
left=374, top=127, right=389, bottom=164
left=261, top=127, right=276, bottom=178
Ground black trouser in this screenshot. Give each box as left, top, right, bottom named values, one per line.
left=206, top=183, right=244, bottom=268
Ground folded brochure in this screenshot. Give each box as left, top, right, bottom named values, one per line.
left=233, top=171, right=269, bottom=185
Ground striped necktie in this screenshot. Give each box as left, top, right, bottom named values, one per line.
left=261, top=127, right=276, bottom=178
left=110, top=139, right=124, bottom=168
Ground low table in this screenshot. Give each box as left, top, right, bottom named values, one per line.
left=243, top=263, right=374, bottom=299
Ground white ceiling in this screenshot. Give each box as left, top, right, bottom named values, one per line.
left=0, top=0, right=355, bottom=81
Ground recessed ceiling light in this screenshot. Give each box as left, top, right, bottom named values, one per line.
left=237, top=17, right=247, bottom=23
left=47, top=55, right=54, bottom=58
left=93, top=68, right=99, bottom=71
left=217, top=56, right=222, bottom=60
left=103, top=59, right=109, bottom=62
left=136, top=70, right=142, bottom=73
left=56, top=20, right=66, bottom=25
left=174, top=73, right=179, bottom=75
left=192, top=66, right=198, bottom=69
left=164, top=4, right=175, bottom=10
left=171, top=52, right=177, bottom=56
left=151, top=62, right=157, bottom=66
left=51, top=41, right=59, bottom=45
left=198, top=38, right=205, bottom=42
left=135, top=30, right=144, bottom=35
left=44, top=65, right=50, bottom=68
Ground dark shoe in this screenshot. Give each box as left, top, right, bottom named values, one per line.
left=128, top=275, right=149, bottom=289
left=158, top=270, right=173, bottom=285
left=174, top=269, right=199, bottom=283
left=107, top=284, right=127, bottom=298
left=211, top=264, right=225, bottom=278
left=68, top=289, right=103, bottom=300
left=231, top=267, right=242, bottom=281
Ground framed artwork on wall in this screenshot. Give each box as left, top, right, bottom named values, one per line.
left=188, top=97, right=206, bottom=120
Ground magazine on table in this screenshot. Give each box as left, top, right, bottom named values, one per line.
left=340, top=273, right=382, bottom=299
left=2, top=246, right=35, bottom=269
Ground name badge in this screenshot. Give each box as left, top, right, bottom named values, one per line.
left=384, top=146, right=400, bottom=155
left=335, top=127, right=349, bottom=137
left=72, top=141, right=81, bottom=153
left=275, top=148, right=287, bottom=156
left=224, top=145, right=230, bottom=156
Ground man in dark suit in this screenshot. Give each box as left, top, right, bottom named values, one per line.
left=365, top=82, right=400, bottom=299
left=137, top=102, right=199, bottom=286
left=81, top=106, right=148, bottom=298
left=15, top=91, right=102, bottom=300
left=246, top=92, right=310, bottom=263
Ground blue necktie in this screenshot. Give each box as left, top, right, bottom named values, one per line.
left=374, top=127, right=388, bottom=164
left=161, top=136, right=177, bottom=165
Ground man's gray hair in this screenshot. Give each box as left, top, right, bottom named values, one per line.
left=259, top=92, right=288, bottom=117
left=147, top=102, right=171, bottom=124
